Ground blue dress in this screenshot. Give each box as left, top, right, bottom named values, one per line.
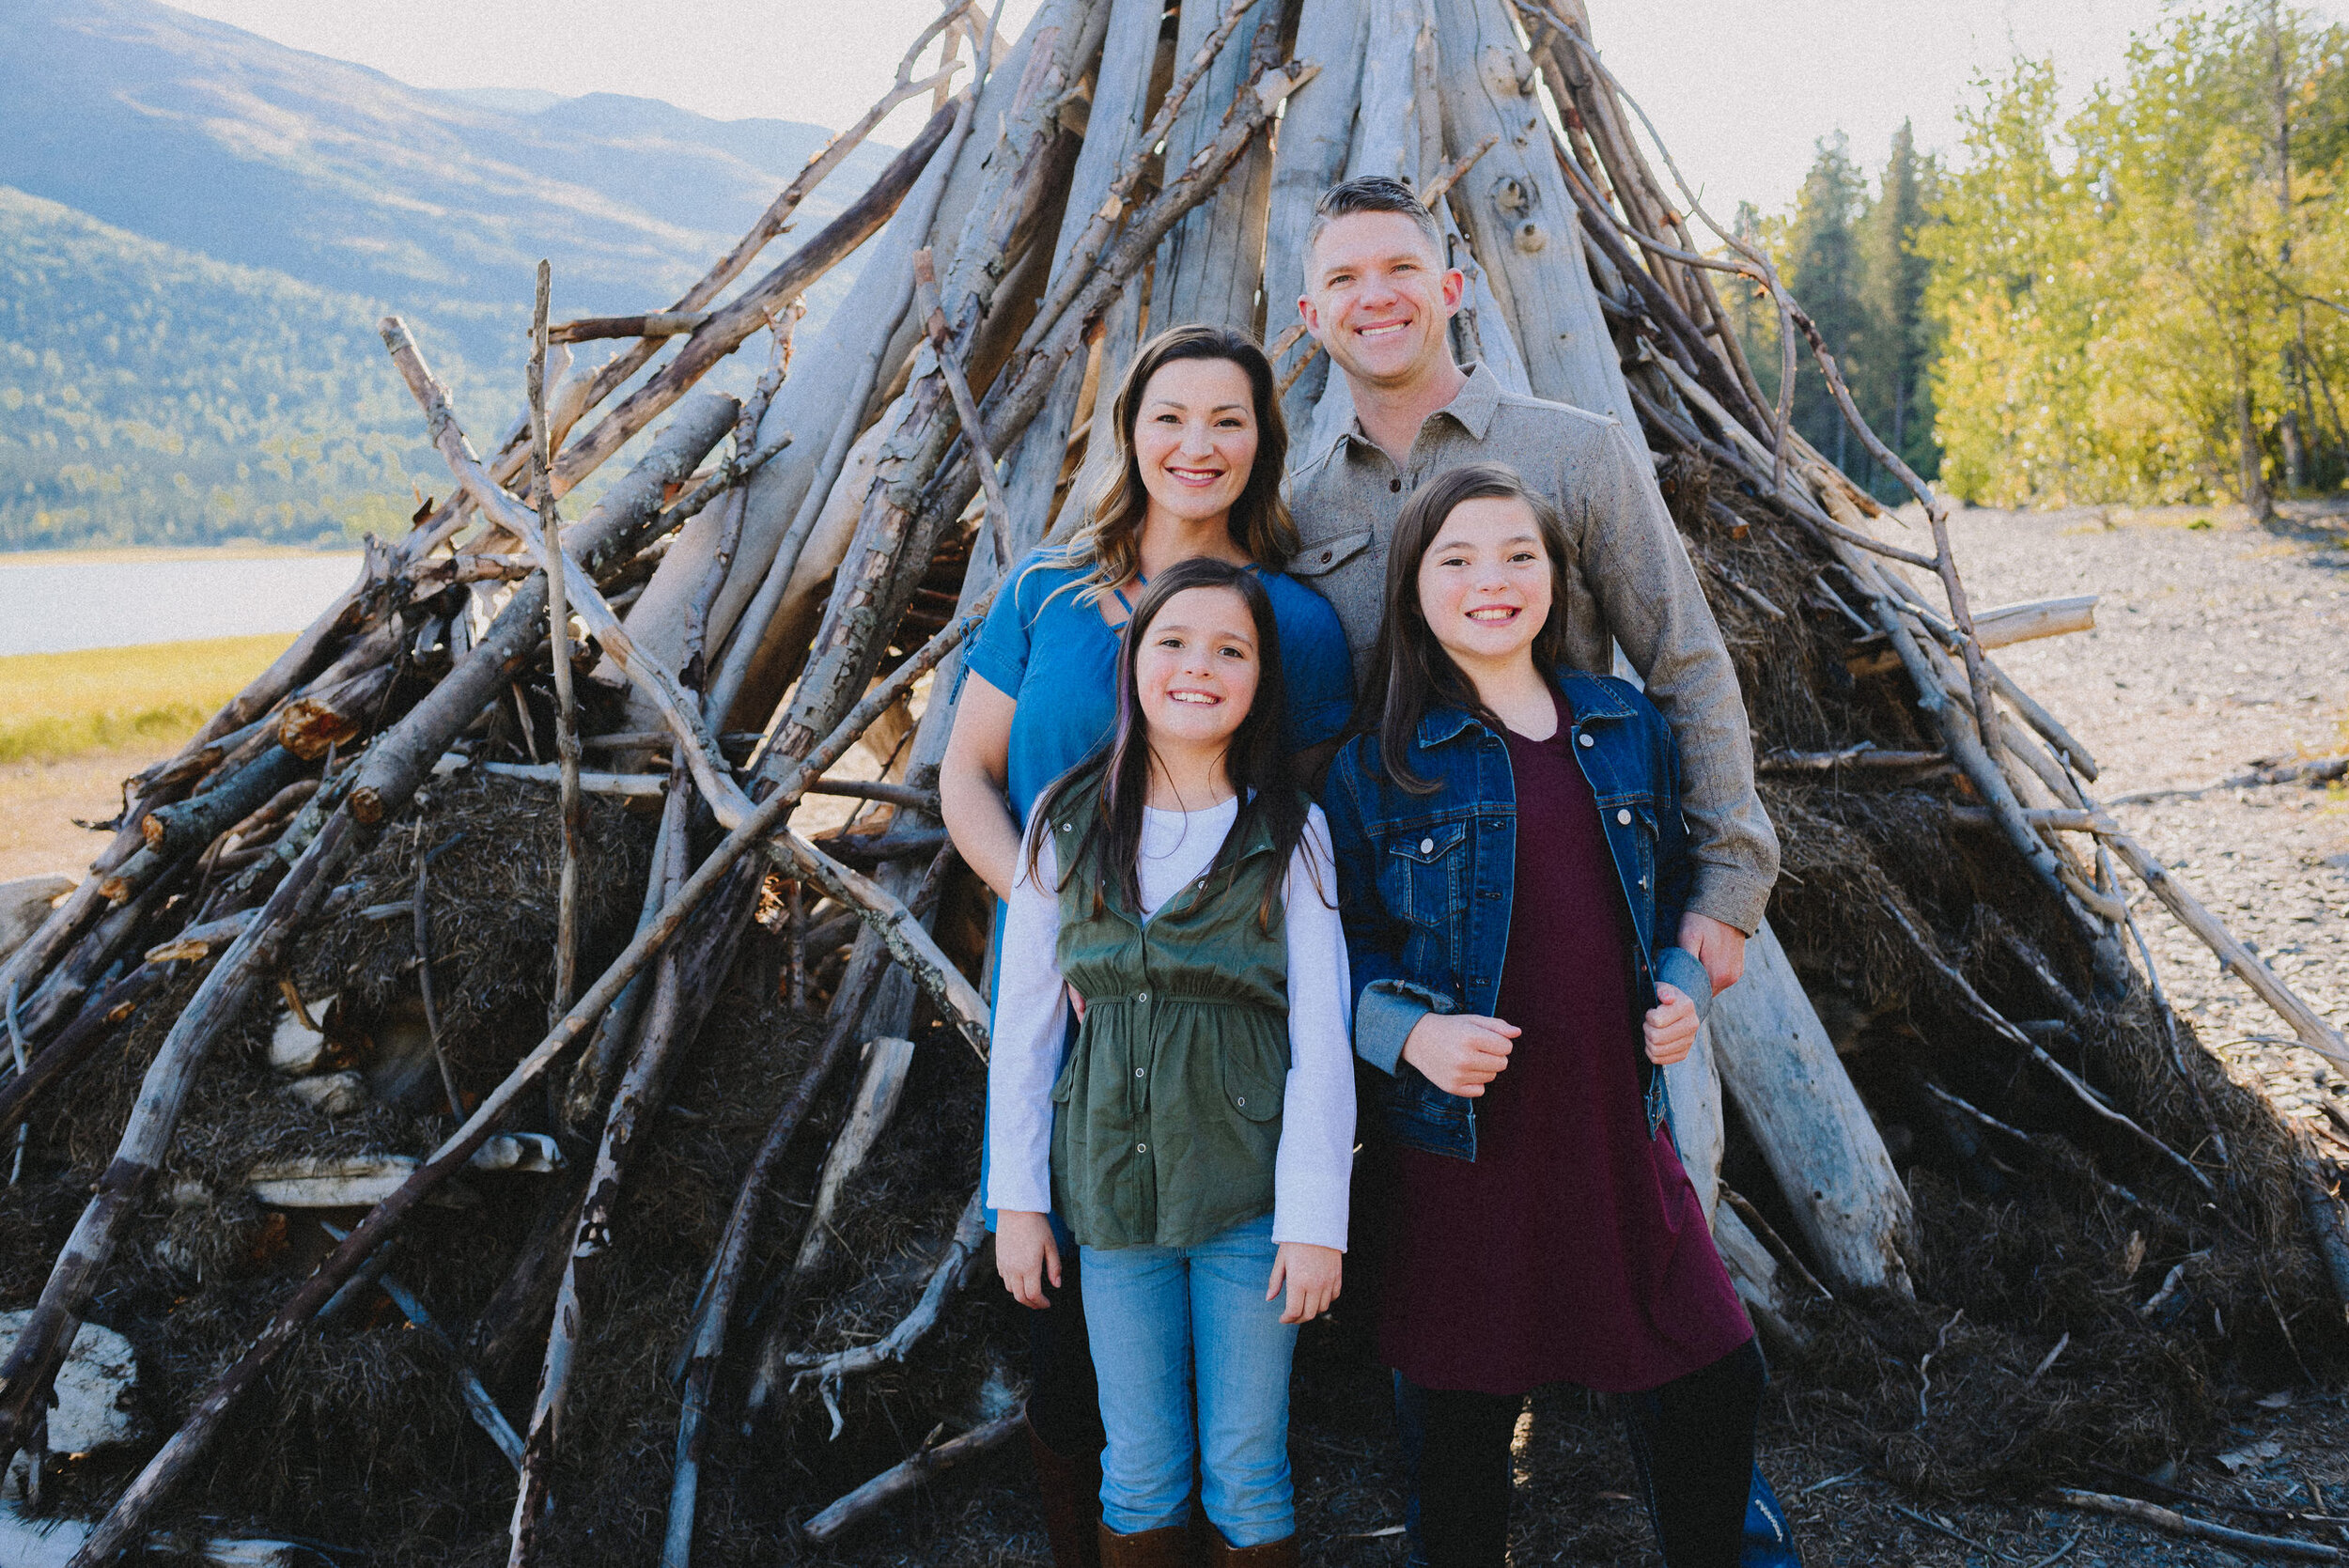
left=963, top=550, right=1356, bottom=824
left=965, top=547, right=1356, bottom=1228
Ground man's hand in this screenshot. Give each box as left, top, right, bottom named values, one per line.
left=1400, top=1013, right=1518, bottom=1096
left=1643, top=983, right=1699, bottom=1065
left=1268, top=1242, right=1343, bottom=1324
left=995, top=1210, right=1061, bottom=1310
left=1678, top=911, right=1747, bottom=994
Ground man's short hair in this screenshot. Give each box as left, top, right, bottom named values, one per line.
left=1304, top=175, right=1445, bottom=280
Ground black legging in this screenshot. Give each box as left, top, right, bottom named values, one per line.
left=1400, top=1339, right=1766, bottom=1568
left=1027, top=1247, right=1109, bottom=1457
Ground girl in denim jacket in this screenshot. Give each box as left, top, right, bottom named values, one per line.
left=988, top=558, right=1356, bottom=1567
left=1321, top=464, right=1774, bottom=1568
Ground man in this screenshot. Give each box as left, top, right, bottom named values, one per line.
left=1287, top=174, right=1776, bottom=994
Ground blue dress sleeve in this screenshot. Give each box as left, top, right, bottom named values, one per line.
left=1274, top=582, right=1356, bottom=750
left=964, top=552, right=1048, bottom=698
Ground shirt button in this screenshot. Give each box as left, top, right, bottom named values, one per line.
left=1420, top=837, right=1435, bottom=853
left=1389, top=478, right=1401, bottom=492
left=1578, top=733, right=1595, bottom=748
left=1616, top=809, right=1633, bottom=825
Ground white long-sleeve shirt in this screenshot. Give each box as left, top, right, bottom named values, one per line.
left=986, top=797, right=1356, bottom=1251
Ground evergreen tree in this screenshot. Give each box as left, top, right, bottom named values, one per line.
left=1783, top=133, right=1872, bottom=477
left=1857, top=121, right=1941, bottom=493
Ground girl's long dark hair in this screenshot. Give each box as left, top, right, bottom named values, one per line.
left=1359, top=463, right=1575, bottom=794
left=1026, top=557, right=1309, bottom=925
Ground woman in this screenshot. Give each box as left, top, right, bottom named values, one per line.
left=989, top=558, right=1352, bottom=1567
left=940, top=323, right=1353, bottom=1567
left=1321, top=464, right=1771, bottom=1568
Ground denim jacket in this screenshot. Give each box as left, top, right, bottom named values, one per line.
left=1320, top=670, right=1717, bottom=1161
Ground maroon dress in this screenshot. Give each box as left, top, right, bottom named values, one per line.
left=1377, top=689, right=1753, bottom=1396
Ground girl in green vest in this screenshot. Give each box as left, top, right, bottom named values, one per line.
left=988, top=556, right=1357, bottom=1568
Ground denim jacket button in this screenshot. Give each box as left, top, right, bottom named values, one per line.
left=1616, top=809, right=1633, bottom=825
left=1578, top=733, right=1595, bottom=748
left=1419, top=836, right=1434, bottom=854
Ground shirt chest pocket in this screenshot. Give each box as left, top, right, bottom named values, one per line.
left=1379, top=818, right=1471, bottom=933
left=1288, top=528, right=1375, bottom=582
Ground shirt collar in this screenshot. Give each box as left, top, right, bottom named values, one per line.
left=1331, top=361, right=1503, bottom=461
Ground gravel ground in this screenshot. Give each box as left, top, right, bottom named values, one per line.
left=1937, top=502, right=2349, bottom=1133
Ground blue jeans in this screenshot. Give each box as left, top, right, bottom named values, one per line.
left=1079, top=1213, right=1298, bottom=1546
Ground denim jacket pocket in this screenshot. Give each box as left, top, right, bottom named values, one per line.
left=1379, top=817, right=1471, bottom=931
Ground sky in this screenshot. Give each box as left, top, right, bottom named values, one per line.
left=169, top=0, right=2341, bottom=216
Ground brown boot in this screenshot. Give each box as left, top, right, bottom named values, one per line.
left=1027, top=1413, right=1103, bottom=1568
left=1203, top=1529, right=1298, bottom=1568
left=1096, top=1521, right=1193, bottom=1567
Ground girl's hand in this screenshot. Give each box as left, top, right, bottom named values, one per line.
left=996, top=1211, right=1061, bottom=1310
left=1268, top=1242, right=1343, bottom=1325
left=1401, top=1013, right=1518, bottom=1096
left=1643, top=984, right=1699, bottom=1065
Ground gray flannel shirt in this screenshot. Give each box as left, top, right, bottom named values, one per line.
left=1285, top=364, right=1780, bottom=935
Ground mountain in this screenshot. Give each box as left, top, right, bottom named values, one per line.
left=0, top=0, right=899, bottom=550
left=0, top=0, right=895, bottom=363
left=0, top=185, right=490, bottom=551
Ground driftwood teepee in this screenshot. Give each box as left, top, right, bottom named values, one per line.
left=6, top=0, right=2349, bottom=1561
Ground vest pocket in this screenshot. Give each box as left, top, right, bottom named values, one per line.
left=1223, top=1039, right=1286, bottom=1124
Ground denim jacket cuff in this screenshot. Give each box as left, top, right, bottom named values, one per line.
left=1356, top=979, right=1454, bottom=1076
left=1654, top=945, right=1717, bottom=1026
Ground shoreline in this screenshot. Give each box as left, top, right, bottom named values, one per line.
left=0, top=544, right=363, bottom=569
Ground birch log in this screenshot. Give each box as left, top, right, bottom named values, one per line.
left=1707, top=921, right=1917, bottom=1296
left=1150, top=0, right=1278, bottom=336
left=1263, top=0, right=1372, bottom=429
left=1428, top=0, right=1633, bottom=426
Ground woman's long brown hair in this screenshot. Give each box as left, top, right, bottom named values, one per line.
left=1359, top=463, right=1576, bottom=794
left=1042, top=324, right=1299, bottom=608
left=1025, top=557, right=1309, bottom=926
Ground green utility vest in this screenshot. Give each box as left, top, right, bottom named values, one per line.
left=1047, top=781, right=1296, bottom=1250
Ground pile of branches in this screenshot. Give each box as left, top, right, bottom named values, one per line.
left=4, top=0, right=2349, bottom=1562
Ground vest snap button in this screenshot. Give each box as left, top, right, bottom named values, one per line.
left=1137, top=1143, right=1147, bottom=1154
left=1616, top=809, right=1633, bottom=825
left=1236, top=1096, right=1246, bottom=1107
left=1578, top=733, right=1595, bottom=748
left=1419, top=836, right=1434, bottom=854
left=1135, top=1067, right=1145, bottom=1078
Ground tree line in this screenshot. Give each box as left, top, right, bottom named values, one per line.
left=1726, top=0, right=2349, bottom=514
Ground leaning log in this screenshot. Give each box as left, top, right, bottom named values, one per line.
left=1706, top=922, right=1918, bottom=1296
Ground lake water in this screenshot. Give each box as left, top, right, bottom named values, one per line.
left=0, top=552, right=366, bottom=656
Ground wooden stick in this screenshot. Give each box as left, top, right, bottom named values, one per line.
left=2095, top=817, right=2349, bottom=1074
left=1758, top=746, right=1947, bottom=772
left=509, top=768, right=694, bottom=1567
left=550, top=101, right=957, bottom=500
left=2047, top=1489, right=2344, bottom=1560
left=530, top=261, right=587, bottom=1018
left=786, top=1189, right=987, bottom=1405
left=381, top=318, right=744, bottom=831
left=549, top=311, right=708, bottom=345
left=1877, top=894, right=2214, bottom=1192
left=1846, top=596, right=2097, bottom=677
left=64, top=603, right=987, bottom=1566
left=912, top=247, right=1013, bottom=567
left=801, top=1407, right=1027, bottom=1544
left=542, top=15, right=966, bottom=459
left=684, top=307, right=801, bottom=692
left=774, top=832, right=984, bottom=1059
left=317, top=1222, right=522, bottom=1469
left=412, top=824, right=461, bottom=1121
